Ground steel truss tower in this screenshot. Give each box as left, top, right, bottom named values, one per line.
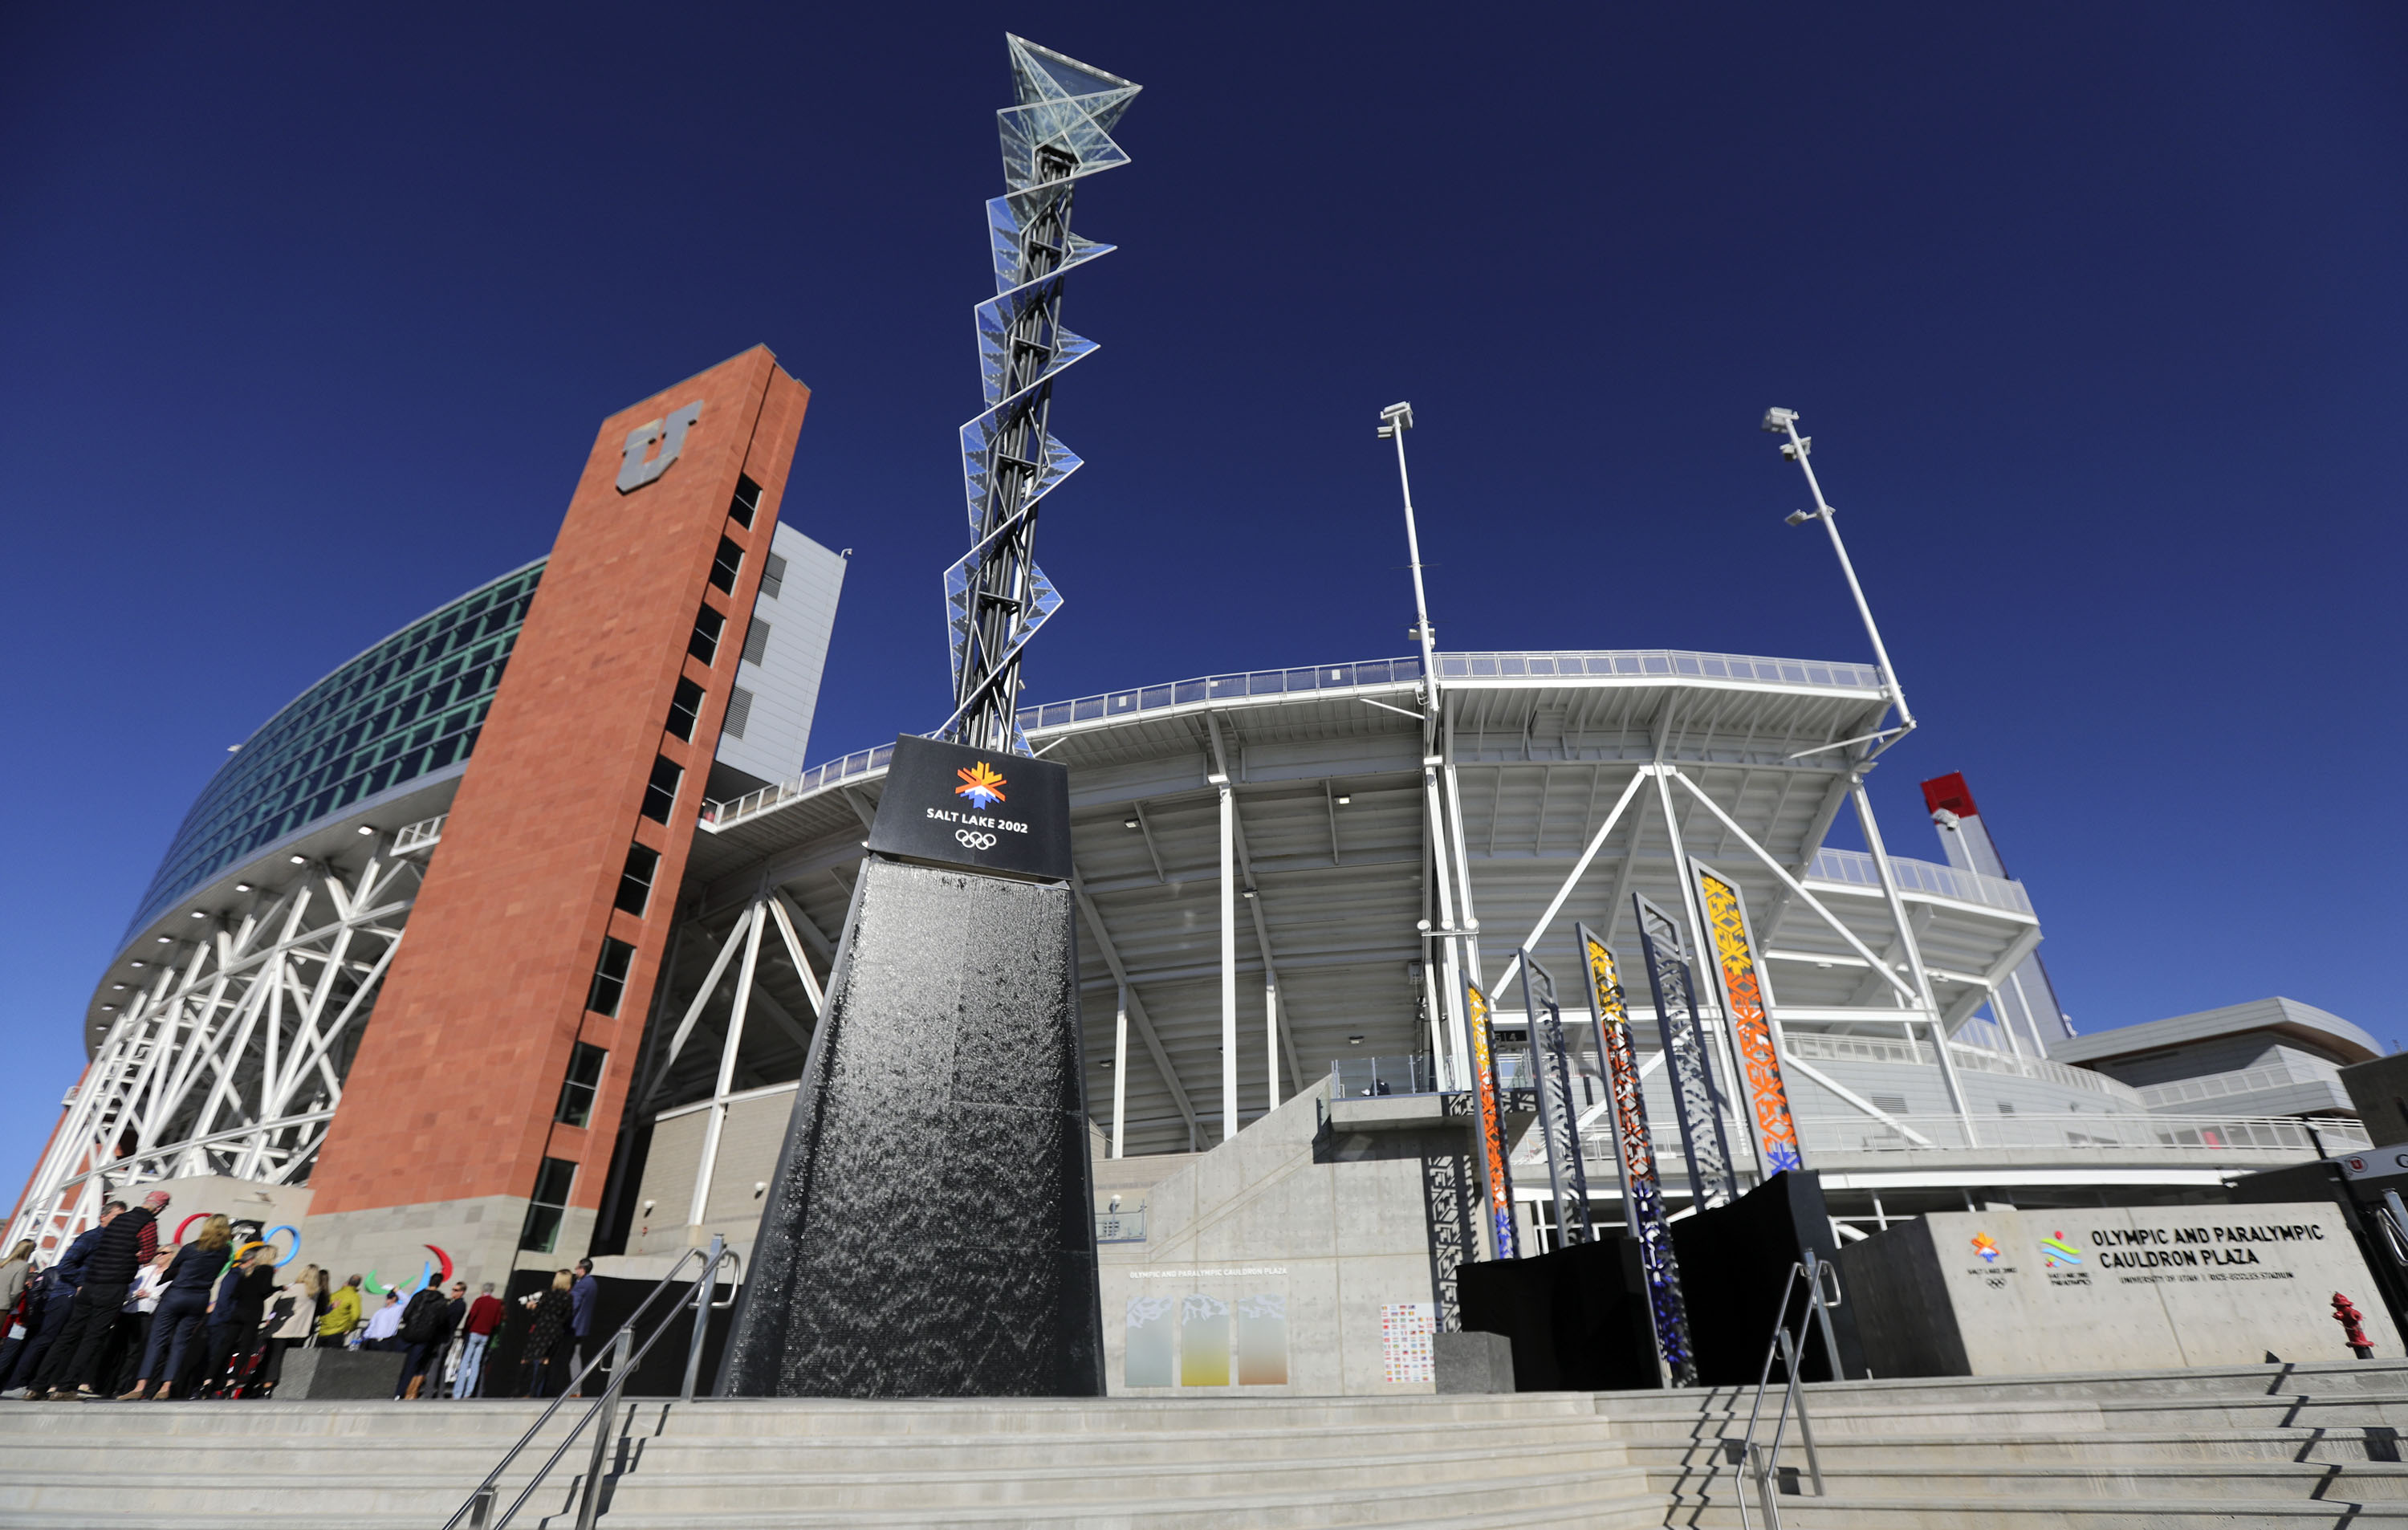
left=938, top=36, right=1139, bottom=754
left=9, top=840, right=427, bottom=1251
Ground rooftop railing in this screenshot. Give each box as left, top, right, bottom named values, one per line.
left=1805, top=847, right=2034, bottom=917
left=701, top=743, right=896, bottom=828
left=1544, top=1111, right=2368, bottom=1169
left=2138, top=1055, right=2348, bottom=1111
left=1788, top=1111, right=2369, bottom=1158
left=1434, top=649, right=1881, bottom=690
left=1782, top=1031, right=2140, bottom=1101
left=702, top=647, right=1885, bottom=828
left=1011, top=657, right=1423, bottom=734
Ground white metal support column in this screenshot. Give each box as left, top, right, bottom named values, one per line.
left=1441, top=702, right=1486, bottom=991
left=1486, top=767, right=1651, bottom=1001
left=1112, top=982, right=1129, bottom=1159
left=1214, top=771, right=1237, bottom=1143
left=1850, top=779, right=1974, bottom=1141
left=689, top=894, right=767, bottom=1230
left=1422, top=759, right=1472, bottom=1092
left=1651, top=764, right=1763, bottom=1179
left=1264, top=979, right=1279, bottom=1117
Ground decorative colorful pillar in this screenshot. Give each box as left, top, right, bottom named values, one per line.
left=1463, top=981, right=1519, bottom=1261
left=1576, top=922, right=1694, bottom=1386
left=1518, top=952, right=1593, bottom=1248
left=1632, top=893, right=1739, bottom=1210
left=1693, top=864, right=1804, bottom=1176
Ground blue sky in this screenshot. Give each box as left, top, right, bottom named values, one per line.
left=3, top=6, right=2404, bottom=1185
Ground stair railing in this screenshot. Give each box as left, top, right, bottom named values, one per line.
left=1727, top=1247, right=1845, bottom=1530
left=444, top=1235, right=741, bottom=1530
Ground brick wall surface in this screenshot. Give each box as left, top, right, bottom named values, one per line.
left=306, top=346, right=810, bottom=1229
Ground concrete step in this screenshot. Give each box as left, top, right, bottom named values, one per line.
left=0, top=1394, right=1656, bottom=1530
left=1609, top=1368, right=2408, bottom=1416
left=1601, top=1392, right=2408, bottom=1440
left=583, top=1467, right=1665, bottom=1530
left=0, top=1439, right=1633, bottom=1519
left=0, top=1392, right=1599, bottom=1437
left=596, top=1438, right=1628, bottom=1513
left=1598, top=1361, right=2408, bottom=1416
left=0, top=1495, right=1666, bottom=1530
left=1659, top=1491, right=2408, bottom=1528
left=1622, top=1425, right=2408, bottom=1467
left=1653, top=1458, right=2408, bottom=1502
left=0, top=1467, right=1663, bottom=1530
left=0, top=1415, right=1621, bottom=1475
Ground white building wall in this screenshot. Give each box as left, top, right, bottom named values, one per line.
left=715, top=526, right=845, bottom=788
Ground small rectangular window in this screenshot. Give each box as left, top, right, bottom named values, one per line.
left=689, top=604, right=725, bottom=665
left=554, top=1044, right=608, bottom=1129
left=665, top=678, right=705, bottom=742
left=588, top=937, right=636, bottom=1017
left=641, top=757, right=682, bottom=824
left=759, top=551, right=787, bottom=600
left=723, top=686, right=754, bottom=740
left=710, top=535, right=745, bottom=595
left=615, top=843, right=660, bottom=917
left=519, top=1157, right=578, bottom=1252
left=741, top=620, right=771, bottom=667
left=729, top=474, right=762, bottom=530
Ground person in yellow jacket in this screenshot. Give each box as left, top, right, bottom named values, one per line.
left=315, top=1274, right=364, bottom=1348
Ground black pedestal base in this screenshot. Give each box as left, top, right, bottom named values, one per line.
left=1457, top=1238, right=1663, bottom=1391
left=1670, top=1169, right=1866, bottom=1386
left=719, top=857, right=1104, bottom=1398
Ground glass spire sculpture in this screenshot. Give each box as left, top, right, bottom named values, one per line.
left=937, top=36, right=1139, bottom=754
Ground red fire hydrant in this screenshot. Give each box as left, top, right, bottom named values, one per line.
left=2333, top=1292, right=2374, bottom=1359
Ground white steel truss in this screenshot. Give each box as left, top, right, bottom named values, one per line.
left=10, top=846, right=421, bottom=1255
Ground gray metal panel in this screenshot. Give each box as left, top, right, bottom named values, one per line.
left=714, top=526, right=845, bottom=787
left=2051, top=998, right=2380, bottom=1068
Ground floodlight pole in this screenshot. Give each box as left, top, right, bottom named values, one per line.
left=1763, top=409, right=1916, bottom=753
left=1763, top=408, right=1966, bottom=1141
left=1381, top=403, right=1475, bottom=1096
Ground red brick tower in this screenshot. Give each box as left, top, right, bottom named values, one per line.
left=301, top=348, right=809, bottom=1290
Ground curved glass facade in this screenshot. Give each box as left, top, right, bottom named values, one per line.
left=125, top=560, right=547, bottom=938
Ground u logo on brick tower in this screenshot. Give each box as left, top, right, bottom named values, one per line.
left=616, top=400, right=703, bottom=493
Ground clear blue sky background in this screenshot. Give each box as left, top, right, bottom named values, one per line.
left=4, top=6, right=2404, bottom=1186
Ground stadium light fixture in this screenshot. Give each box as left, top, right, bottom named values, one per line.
left=1764, top=405, right=1918, bottom=761
left=289, top=854, right=307, bottom=865
left=1336, top=795, right=1351, bottom=805
left=356, top=825, right=376, bottom=837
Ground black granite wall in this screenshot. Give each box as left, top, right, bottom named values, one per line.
left=719, top=857, right=1104, bottom=1397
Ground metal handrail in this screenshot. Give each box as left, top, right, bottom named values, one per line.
left=445, top=1237, right=735, bottom=1530
left=1729, top=1250, right=1844, bottom=1530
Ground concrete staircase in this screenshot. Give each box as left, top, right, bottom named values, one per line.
left=0, top=1391, right=1661, bottom=1529
left=1605, top=1359, right=2408, bottom=1527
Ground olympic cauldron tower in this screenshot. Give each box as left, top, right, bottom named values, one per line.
left=722, top=37, right=1136, bottom=1398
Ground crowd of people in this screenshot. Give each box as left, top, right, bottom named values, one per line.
left=0, top=1194, right=604, bottom=1402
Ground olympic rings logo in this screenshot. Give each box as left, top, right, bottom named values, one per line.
left=955, top=828, right=998, bottom=850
